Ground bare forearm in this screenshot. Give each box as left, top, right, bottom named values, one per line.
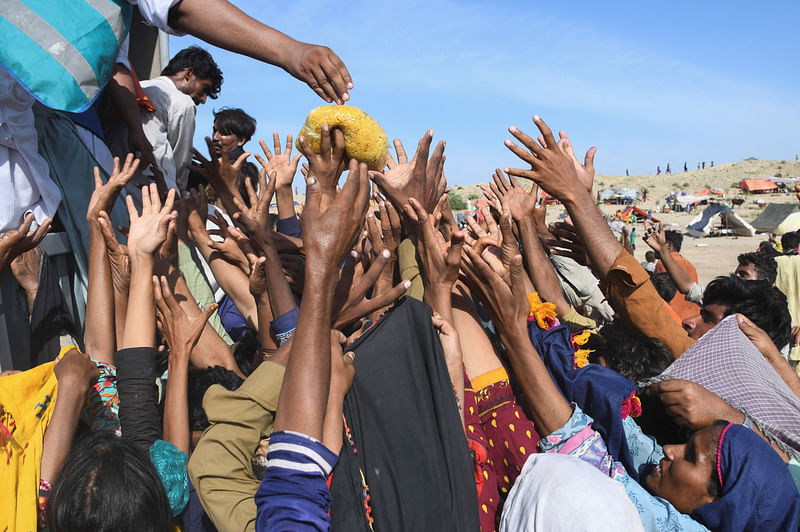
left=168, top=0, right=296, bottom=69
left=561, top=191, right=623, bottom=284
left=163, top=356, right=190, bottom=455
left=40, top=385, right=88, bottom=484
left=273, top=271, right=336, bottom=439
left=501, top=329, right=573, bottom=436
left=658, top=250, right=695, bottom=293
left=254, top=293, right=278, bottom=350
left=321, top=390, right=345, bottom=453
left=518, top=219, right=571, bottom=316
left=85, top=226, right=116, bottom=362
left=263, top=245, right=297, bottom=319
left=275, top=187, right=295, bottom=223
left=122, top=256, right=156, bottom=348
left=108, top=66, right=145, bottom=139
left=169, top=271, right=242, bottom=377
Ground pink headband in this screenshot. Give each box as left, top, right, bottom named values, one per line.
left=716, top=422, right=734, bottom=491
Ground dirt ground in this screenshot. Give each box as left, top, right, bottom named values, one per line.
left=542, top=204, right=773, bottom=285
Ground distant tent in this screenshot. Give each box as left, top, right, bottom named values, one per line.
left=776, top=212, right=800, bottom=236
left=686, top=204, right=755, bottom=237
left=739, top=180, right=778, bottom=193
left=620, top=206, right=659, bottom=223
left=751, top=203, right=800, bottom=233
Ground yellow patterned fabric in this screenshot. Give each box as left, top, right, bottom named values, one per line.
left=0, top=348, right=66, bottom=532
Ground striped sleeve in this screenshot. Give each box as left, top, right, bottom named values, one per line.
left=255, top=431, right=338, bottom=532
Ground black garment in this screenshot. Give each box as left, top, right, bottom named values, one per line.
left=329, top=297, right=480, bottom=532
left=116, top=347, right=161, bottom=450
left=28, top=253, right=79, bottom=366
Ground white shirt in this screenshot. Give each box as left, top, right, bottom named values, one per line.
left=0, top=69, right=62, bottom=232
left=138, top=76, right=196, bottom=190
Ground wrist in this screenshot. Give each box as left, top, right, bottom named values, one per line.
left=57, top=376, right=93, bottom=395
left=561, top=189, right=594, bottom=211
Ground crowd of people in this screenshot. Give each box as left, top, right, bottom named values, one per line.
left=3, top=2, right=800, bottom=532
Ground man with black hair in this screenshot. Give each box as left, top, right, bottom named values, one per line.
left=136, top=47, right=224, bottom=191
left=781, top=231, right=800, bottom=255
left=734, top=251, right=777, bottom=284
left=654, top=229, right=700, bottom=320
left=682, top=276, right=792, bottom=351
left=211, top=108, right=256, bottom=158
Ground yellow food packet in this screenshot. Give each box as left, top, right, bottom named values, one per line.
left=297, top=105, right=388, bottom=171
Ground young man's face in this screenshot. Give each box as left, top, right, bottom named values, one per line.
left=734, top=262, right=760, bottom=281
left=682, top=302, right=728, bottom=340
left=212, top=122, right=245, bottom=156
left=177, top=69, right=214, bottom=105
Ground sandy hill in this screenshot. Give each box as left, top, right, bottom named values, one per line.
left=449, top=158, right=800, bottom=219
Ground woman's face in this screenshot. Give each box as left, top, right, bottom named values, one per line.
left=644, top=426, right=719, bottom=514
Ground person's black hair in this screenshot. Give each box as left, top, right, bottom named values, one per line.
left=645, top=250, right=656, bottom=263
left=781, top=231, right=800, bottom=255
left=703, top=275, right=792, bottom=349
left=213, top=107, right=256, bottom=143
left=664, top=230, right=683, bottom=252
left=189, top=365, right=245, bottom=432
left=757, top=241, right=781, bottom=258
left=161, top=46, right=222, bottom=99
left=651, top=273, right=677, bottom=302
left=587, top=321, right=673, bottom=382
left=236, top=161, right=259, bottom=209
left=46, top=431, right=171, bottom=532
left=737, top=251, right=777, bottom=284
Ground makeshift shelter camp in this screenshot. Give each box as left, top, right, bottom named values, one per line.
left=739, top=180, right=778, bottom=193
left=620, top=206, right=659, bottom=223
left=674, top=188, right=726, bottom=208
left=751, top=203, right=800, bottom=234
left=599, top=188, right=640, bottom=204
left=686, top=204, right=755, bottom=237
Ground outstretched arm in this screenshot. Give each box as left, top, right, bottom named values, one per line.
left=643, top=222, right=695, bottom=293
left=167, top=0, right=353, bottom=104
left=272, top=159, right=370, bottom=439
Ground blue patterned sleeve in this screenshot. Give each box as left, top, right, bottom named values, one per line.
left=538, top=404, right=623, bottom=477
left=255, top=430, right=338, bottom=532
left=541, top=407, right=709, bottom=531
left=622, top=416, right=665, bottom=477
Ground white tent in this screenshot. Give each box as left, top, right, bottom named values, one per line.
left=686, top=204, right=755, bottom=237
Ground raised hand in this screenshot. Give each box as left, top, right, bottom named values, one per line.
left=504, top=116, right=594, bottom=205
left=302, top=158, right=370, bottom=279
left=206, top=211, right=249, bottom=273
left=332, top=250, right=411, bottom=330
left=232, top=168, right=277, bottom=247
left=153, top=275, right=217, bottom=356
left=187, top=137, right=250, bottom=209
left=0, top=213, right=52, bottom=273
left=366, top=199, right=402, bottom=260
left=297, top=123, right=347, bottom=204
left=283, top=42, right=353, bottom=104
left=54, top=348, right=99, bottom=388
left=97, top=211, right=131, bottom=294
left=643, top=221, right=667, bottom=253
left=404, top=197, right=465, bottom=305
left=255, top=132, right=301, bottom=191
left=647, top=379, right=743, bottom=431
left=546, top=221, right=590, bottom=266
left=461, top=248, right=530, bottom=341
left=86, top=154, right=140, bottom=225
left=557, top=131, right=596, bottom=194
left=370, top=130, right=446, bottom=215
left=125, top=183, right=177, bottom=259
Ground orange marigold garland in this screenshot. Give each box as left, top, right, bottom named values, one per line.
left=527, top=293, right=559, bottom=330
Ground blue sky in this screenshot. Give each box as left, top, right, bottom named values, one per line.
left=171, top=0, right=800, bottom=186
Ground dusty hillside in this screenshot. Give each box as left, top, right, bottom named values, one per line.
left=449, top=158, right=800, bottom=220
